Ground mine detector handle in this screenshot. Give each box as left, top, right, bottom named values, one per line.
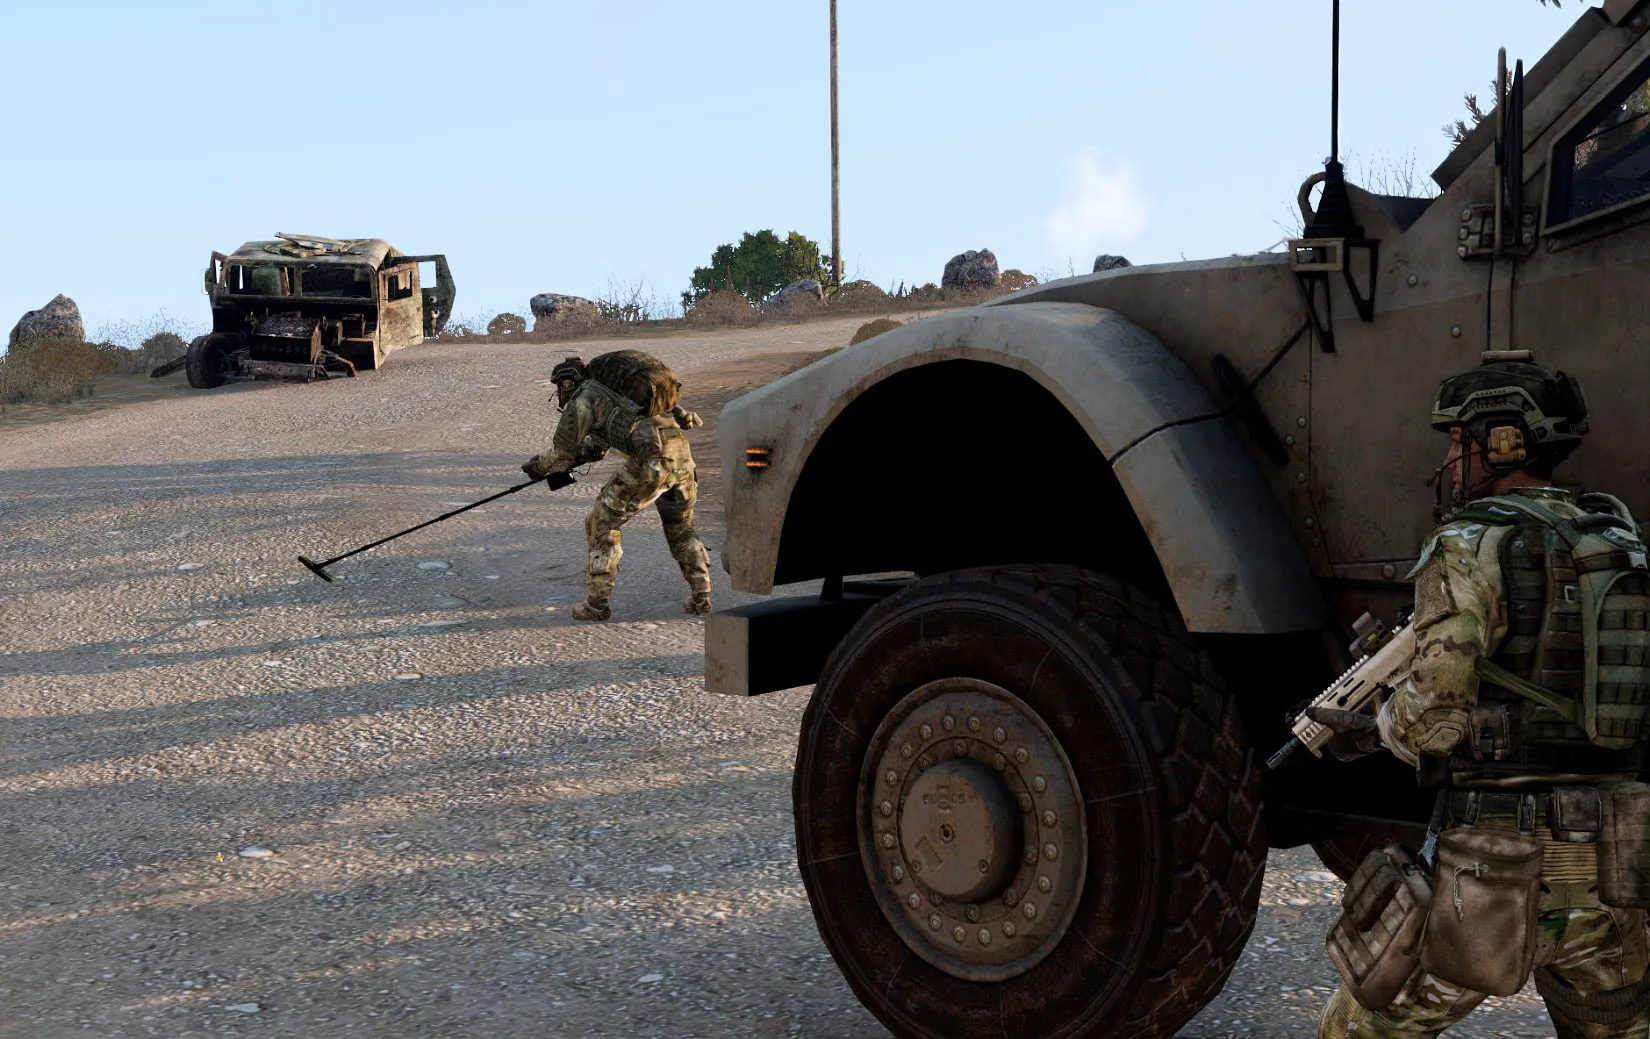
left=1266, top=612, right=1416, bottom=770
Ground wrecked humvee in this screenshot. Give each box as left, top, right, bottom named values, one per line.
left=176, top=233, right=454, bottom=388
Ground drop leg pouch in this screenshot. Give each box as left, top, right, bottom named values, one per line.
left=1599, top=782, right=1650, bottom=909
left=1419, top=827, right=1543, bottom=996
left=1326, top=845, right=1433, bottom=1010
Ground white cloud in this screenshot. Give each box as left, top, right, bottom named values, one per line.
left=1043, top=148, right=1152, bottom=259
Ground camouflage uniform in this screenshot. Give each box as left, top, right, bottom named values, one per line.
left=529, top=377, right=711, bottom=617
left=1319, top=488, right=1650, bottom=1038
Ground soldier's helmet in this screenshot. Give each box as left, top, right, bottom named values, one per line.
left=1431, top=350, right=1590, bottom=472
left=550, top=356, right=589, bottom=386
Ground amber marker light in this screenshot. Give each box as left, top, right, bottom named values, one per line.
left=745, top=447, right=772, bottom=469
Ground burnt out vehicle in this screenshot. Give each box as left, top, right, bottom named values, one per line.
left=705, top=3, right=1650, bottom=1037
left=182, top=234, right=454, bottom=388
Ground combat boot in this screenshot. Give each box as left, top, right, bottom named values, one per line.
left=684, top=591, right=712, bottom=615
left=572, top=597, right=611, bottom=622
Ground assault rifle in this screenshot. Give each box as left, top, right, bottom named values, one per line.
left=1267, top=611, right=1415, bottom=770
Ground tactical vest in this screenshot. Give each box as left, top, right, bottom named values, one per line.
left=577, top=379, right=663, bottom=460
left=1447, top=493, right=1650, bottom=777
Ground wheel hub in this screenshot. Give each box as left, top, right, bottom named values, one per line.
left=858, top=677, right=1087, bottom=982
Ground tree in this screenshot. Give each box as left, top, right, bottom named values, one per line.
left=1445, top=1, right=1564, bottom=144
left=683, top=230, right=827, bottom=307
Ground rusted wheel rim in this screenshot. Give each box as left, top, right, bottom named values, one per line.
left=857, top=677, right=1088, bottom=982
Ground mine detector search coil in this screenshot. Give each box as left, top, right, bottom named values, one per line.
left=297, top=473, right=575, bottom=583
left=1268, top=611, right=1415, bottom=770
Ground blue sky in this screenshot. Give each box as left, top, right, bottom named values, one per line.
left=0, top=1, right=1576, bottom=345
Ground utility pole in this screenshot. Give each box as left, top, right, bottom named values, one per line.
left=830, top=0, right=842, bottom=289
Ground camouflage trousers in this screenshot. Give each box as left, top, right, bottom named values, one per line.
left=1319, top=876, right=1650, bottom=1038
left=583, top=439, right=711, bottom=604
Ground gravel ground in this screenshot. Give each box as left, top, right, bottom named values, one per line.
left=0, top=316, right=1563, bottom=1037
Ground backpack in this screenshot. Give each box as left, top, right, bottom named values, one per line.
left=585, top=350, right=681, bottom=417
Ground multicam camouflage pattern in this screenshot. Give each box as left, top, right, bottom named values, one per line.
left=532, top=379, right=711, bottom=613
left=1320, top=873, right=1650, bottom=1038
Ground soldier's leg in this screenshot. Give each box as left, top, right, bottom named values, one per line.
left=655, top=471, right=711, bottom=614
left=575, top=461, right=667, bottom=620
left=1535, top=881, right=1650, bottom=1039
left=1317, top=967, right=1488, bottom=1038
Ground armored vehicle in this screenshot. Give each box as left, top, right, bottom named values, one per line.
left=705, top=3, right=1650, bottom=1036
left=182, top=234, right=454, bottom=388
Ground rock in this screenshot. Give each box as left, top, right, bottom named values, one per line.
left=1093, top=254, right=1133, bottom=273
left=225, top=1003, right=262, bottom=1014
left=417, top=561, right=450, bottom=571
left=763, top=279, right=824, bottom=311
left=529, top=294, right=599, bottom=334
left=645, top=865, right=675, bottom=874
left=9, top=294, right=84, bottom=351
left=637, top=973, right=664, bottom=984
left=237, top=846, right=276, bottom=859
left=393, top=673, right=423, bottom=681
left=176, top=563, right=206, bottom=572
left=941, top=249, right=1000, bottom=291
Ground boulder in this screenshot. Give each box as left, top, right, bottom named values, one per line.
left=941, top=249, right=1000, bottom=291
left=9, top=294, right=84, bottom=350
left=1093, top=254, right=1133, bottom=273
left=529, top=293, right=599, bottom=333
left=764, top=279, right=824, bottom=311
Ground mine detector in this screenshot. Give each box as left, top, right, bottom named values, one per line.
left=703, top=3, right=1650, bottom=1036
left=179, top=234, right=454, bottom=388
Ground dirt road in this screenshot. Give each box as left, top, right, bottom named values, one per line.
left=0, top=316, right=1561, bottom=1037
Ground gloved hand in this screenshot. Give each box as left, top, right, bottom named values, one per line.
left=522, top=456, right=553, bottom=479
left=672, top=406, right=703, bottom=430
left=1307, top=706, right=1383, bottom=762
left=545, top=471, right=575, bottom=491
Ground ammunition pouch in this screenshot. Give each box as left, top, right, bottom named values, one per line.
left=1420, top=801, right=1544, bottom=997
left=1326, top=845, right=1433, bottom=1009
left=1600, top=782, right=1650, bottom=909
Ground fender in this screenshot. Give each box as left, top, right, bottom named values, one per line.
left=718, top=301, right=1326, bottom=634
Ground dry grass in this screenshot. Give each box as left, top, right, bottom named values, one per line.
left=850, top=318, right=903, bottom=345
left=685, top=291, right=761, bottom=330
left=0, top=339, right=119, bottom=405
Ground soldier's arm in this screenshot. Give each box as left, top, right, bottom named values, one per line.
left=1377, top=526, right=1505, bottom=766
left=533, top=397, right=596, bottom=473
left=573, top=435, right=609, bottom=466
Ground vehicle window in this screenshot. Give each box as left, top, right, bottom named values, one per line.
left=299, top=264, right=373, bottom=298
left=384, top=269, right=415, bottom=302
left=1550, top=61, right=1650, bottom=226
left=227, top=264, right=290, bottom=296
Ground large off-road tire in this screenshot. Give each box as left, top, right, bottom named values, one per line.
left=184, top=334, right=228, bottom=389
left=795, top=565, right=1266, bottom=1039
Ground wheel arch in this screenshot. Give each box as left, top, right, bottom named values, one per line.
left=718, top=302, right=1326, bottom=635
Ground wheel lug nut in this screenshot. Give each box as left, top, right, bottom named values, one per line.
left=1014, top=747, right=1030, bottom=764
left=967, top=716, right=982, bottom=732
left=993, top=726, right=1007, bottom=743
left=966, top=904, right=980, bottom=922
left=885, top=769, right=898, bottom=786
left=919, top=724, right=933, bottom=741
left=1003, top=889, right=1018, bottom=906
left=952, top=740, right=966, bottom=756
left=1023, top=845, right=1038, bottom=865
left=992, top=753, right=1006, bottom=770
left=880, top=800, right=894, bottom=817
left=1042, top=810, right=1057, bottom=827
left=1018, top=793, right=1033, bottom=813
left=928, top=913, right=942, bottom=931
left=899, top=742, right=914, bottom=759
left=1044, top=843, right=1059, bottom=861
left=952, top=926, right=967, bottom=943
left=891, top=865, right=905, bottom=882
left=1032, top=776, right=1047, bottom=793
left=1037, top=876, right=1052, bottom=893
left=942, top=715, right=956, bottom=732
left=1022, top=901, right=1037, bottom=920
left=977, top=928, right=992, bottom=946
left=907, top=892, right=921, bottom=909
left=977, top=859, right=989, bottom=874
left=1002, top=921, right=1017, bottom=937
left=918, top=754, right=933, bottom=770
left=880, top=833, right=896, bottom=849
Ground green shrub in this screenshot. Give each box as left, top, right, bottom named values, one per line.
left=831, top=279, right=893, bottom=312
left=683, top=230, right=827, bottom=308
left=850, top=318, right=902, bottom=345
left=141, top=331, right=188, bottom=369
left=0, top=338, right=116, bottom=404
left=1000, top=269, right=1039, bottom=291
left=487, top=313, right=528, bottom=338
left=686, top=290, right=761, bottom=329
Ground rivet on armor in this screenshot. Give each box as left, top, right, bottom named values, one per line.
left=1285, top=435, right=1295, bottom=446
left=953, top=740, right=967, bottom=756
left=1382, top=564, right=1397, bottom=579
left=1003, top=921, right=1017, bottom=937
left=891, top=864, right=905, bottom=882
left=978, top=929, right=992, bottom=946
left=1032, top=776, right=1048, bottom=793
left=966, top=904, right=981, bottom=922
left=1003, top=889, right=1019, bottom=906
left=993, top=726, right=1007, bottom=743
left=1042, top=810, right=1057, bottom=827
left=879, top=800, right=893, bottom=817
left=977, top=859, right=990, bottom=874
left=919, top=724, right=933, bottom=741
left=885, top=769, right=899, bottom=786
left=912, top=858, right=923, bottom=873
left=907, top=892, right=922, bottom=909
left=1451, top=326, right=1463, bottom=338
left=1024, top=845, right=1038, bottom=865
left=1038, top=876, right=1052, bottom=893
left=952, top=926, right=967, bottom=943
left=992, top=753, right=1006, bottom=770
left=881, top=833, right=896, bottom=849
left=929, top=913, right=942, bottom=930
left=1296, top=471, right=1307, bottom=483
left=942, top=715, right=956, bottom=732
left=1044, top=843, right=1059, bottom=861
left=1407, top=273, right=1419, bottom=287
left=967, top=716, right=982, bottom=733
left=1018, top=793, right=1033, bottom=813
left=1023, top=902, right=1038, bottom=920
left=1014, top=747, right=1030, bottom=764
left=900, top=742, right=914, bottom=759
left=1297, top=417, right=1307, bottom=428
left=1304, top=517, right=1315, bottom=528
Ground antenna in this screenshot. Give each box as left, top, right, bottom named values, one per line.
left=1331, top=0, right=1340, bottom=163
left=1305, top=0, right=1363, bottom=241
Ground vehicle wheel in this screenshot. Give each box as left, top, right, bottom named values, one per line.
left=795, top=564, right=1266, bottom=1039
left=184, top=334, right=228, bottom=389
